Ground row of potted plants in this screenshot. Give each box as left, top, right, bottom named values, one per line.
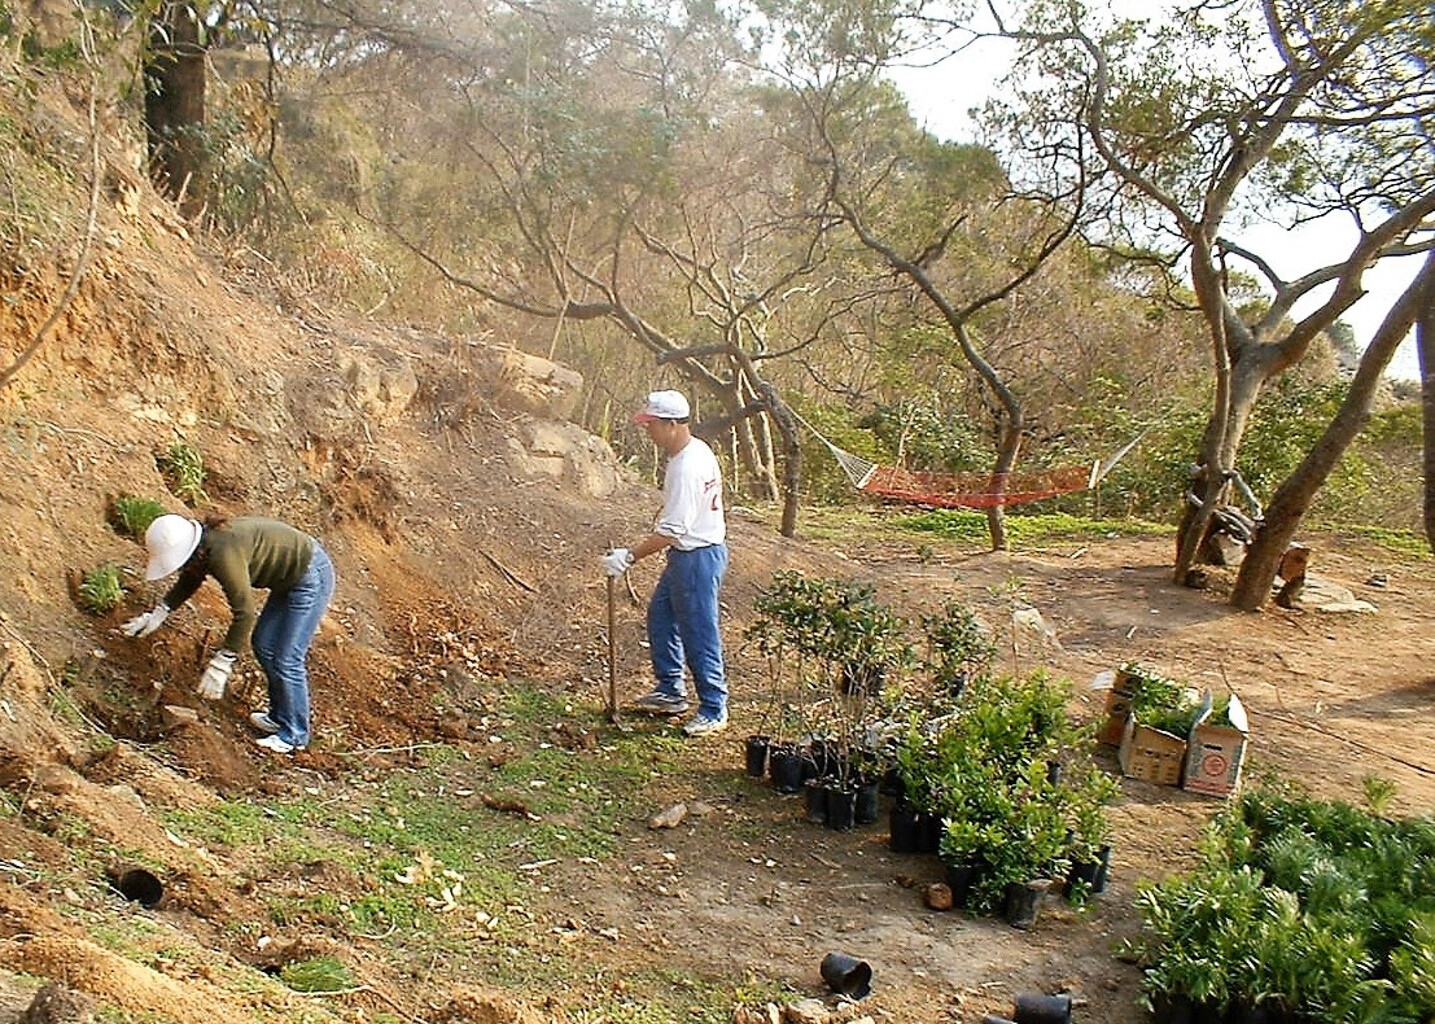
left=889, top=671, right=1121, bottom=924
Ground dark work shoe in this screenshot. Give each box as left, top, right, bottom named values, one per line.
left=631, top=691, right=690, bottom=715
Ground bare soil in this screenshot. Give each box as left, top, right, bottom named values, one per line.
left=1, top=170, right=1433, bottom=1024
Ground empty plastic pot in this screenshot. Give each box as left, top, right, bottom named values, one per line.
left=1013, top=992, right=1073, bottom=1024
left=819, top=951, right=872, bottom=999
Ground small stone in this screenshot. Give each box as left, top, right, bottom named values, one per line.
left=160, top=704, right=199, bottom=729
left=924, top=882, right=953, bottom=911
left=782, top=998, right=830, bottom=1024
left=648, top=803, right=687, bottom=829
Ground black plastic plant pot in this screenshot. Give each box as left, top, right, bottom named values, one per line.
left=769, top=747, right=804, bottom=794
left=1151, top=993, right=1195, bottom=1024
left=944, top=860, right=986, bottom=908
left=808, top=737, right=833, bottom=778
left=919, top=812, right=945, bottom=854
left=1239, top=1002, right=1295, bottom=1024
left=879, top=766, right=903, bottom=798
left=823, top=785, right=858, bottom=831
left=818, top=951, right=872, bottom=999
left=855, top=779, right=881, bottom=824
left=743, top=735, right=770, bottom=778
left=1013, top=992, right=1072, bottom=1024
left=804, top=778, right=829, bottom=825
left=1066, top=847, right=1111, bottom=898
left=1092, top=844, right=1112, bottom=893
left=1002, top=880, right=1045, bottom=930
left=111, top=867, right=164, bottom=908
left=1193, top=1002, right=1231, bottom=1024
left=888, top=803, right=924, bottom=853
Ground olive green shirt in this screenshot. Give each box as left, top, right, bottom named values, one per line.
left=163, top=518, right=315, bottom=653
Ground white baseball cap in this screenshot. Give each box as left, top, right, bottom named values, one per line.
left=633, top=389, right=690, bottom=423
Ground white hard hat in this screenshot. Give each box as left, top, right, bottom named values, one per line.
left=144, top=514, right=202, bottom=580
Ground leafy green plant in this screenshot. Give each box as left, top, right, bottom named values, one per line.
left=106, top=494, right=165, bottom=539
left=1362, top=774, right=1397, bottom=816
left=77, top=564, right=125, bottom=614
left=156, top=442, right=208, bottom=505
left=1133, top=785, right=1435, bottom=1019
left=920, top=600, right=998, bottom=695
left=1120, top=663, right=1199, bottom=735
left=744, top=571, right=914, bottom=762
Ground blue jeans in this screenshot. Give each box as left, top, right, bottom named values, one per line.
left=251, top=543, right=335, bottom=748
left=647, top=544, right=728, bottom=718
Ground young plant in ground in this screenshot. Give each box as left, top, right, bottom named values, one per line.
left=280, top=955, right=356, bottom=993
left=77, top=564, right=125, bottom=614
left=156, top=441, right=208, bottom=505
left=106, top=494, right=165, bottom=540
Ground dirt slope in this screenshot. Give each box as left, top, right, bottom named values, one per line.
left=2, top=125, right=1434, bottom=1024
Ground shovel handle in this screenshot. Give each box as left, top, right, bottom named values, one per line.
left=606, top=575, right=618, bottom=719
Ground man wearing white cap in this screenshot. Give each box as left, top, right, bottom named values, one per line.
left=603, top=389, right=729, bottom=736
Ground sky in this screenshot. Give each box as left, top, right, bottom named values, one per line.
left=887, top=49, right=1425, bottom=382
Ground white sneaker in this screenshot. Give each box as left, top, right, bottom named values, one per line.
left=248, top=712, right=280, bottom=735
left=255, top=734, right=301, bottom=754
left=682, top=714, right=729, bottom=738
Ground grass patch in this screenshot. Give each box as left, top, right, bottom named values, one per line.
left=1344, top=525, right=1431, bottom=560
left=280, top=955, right=355, bottom=993
left=898, top=509, right=1171, bottom=546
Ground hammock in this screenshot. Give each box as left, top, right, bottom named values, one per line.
left=796, top=412, right=1143, bottom=510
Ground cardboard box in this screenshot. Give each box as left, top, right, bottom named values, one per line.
left=1098, top=667, right=1140, bottom=746
left=1183, top=691, right=1250, bottom=797
left=1118, top=713, right=1187, bottom=786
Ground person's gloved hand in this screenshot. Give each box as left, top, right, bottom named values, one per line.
left=121, top=602, right=170, bottom=638
left=196, top=649, right=236, bottom=700
left=602, top=548, right=635, bottom=577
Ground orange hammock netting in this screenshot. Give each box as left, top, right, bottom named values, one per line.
left=857, top=463, right=1099, bottom=509
left=803, top=417, right=1143, bottom=511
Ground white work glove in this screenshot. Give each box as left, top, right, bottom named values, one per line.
left=121, top=602, right=170, bottom=638
left=197, top=649, right=236, bottom=701
left=602, top=548, right=635, bottom=578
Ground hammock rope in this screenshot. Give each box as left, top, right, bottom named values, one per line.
left=787, top=406, right=1143, bottom=510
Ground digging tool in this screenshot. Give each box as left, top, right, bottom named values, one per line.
left=606, top=575, right=620, bottom=724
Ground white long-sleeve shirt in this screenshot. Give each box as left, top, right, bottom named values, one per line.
left=654, top=437, right=725, bottom=549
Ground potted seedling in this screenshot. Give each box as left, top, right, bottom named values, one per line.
left=921, top=600, right=998, bottom=697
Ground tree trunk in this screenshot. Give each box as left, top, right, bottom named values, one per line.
left=1231, top=251, right=1435, bottom=609
left=984, top=410, right=1023, bottom=551
left=1420, top=280, right=1434, bottom=553
left=1173, top=343, right=1268, bottom=580
left=145, top=1, right=207, bottom=218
